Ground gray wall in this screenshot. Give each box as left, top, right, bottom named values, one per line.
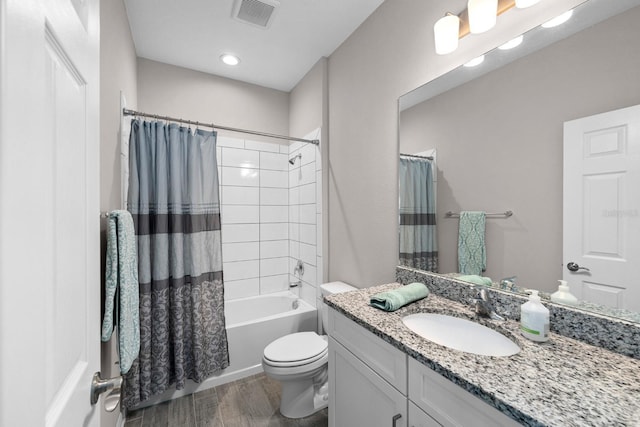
left=99, top=0, right=138, bottom=425
left=400, top=6, right=640, bottom=291
left=137, top=58, right=289, bottom=140
left=326, top=0, right=585, bottom=288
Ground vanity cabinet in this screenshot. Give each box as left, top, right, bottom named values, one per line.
left=327, top=308, right=520, bottom=427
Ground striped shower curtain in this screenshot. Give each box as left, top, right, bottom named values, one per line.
left=123, top=119, right=229, bottom=408
left=399, top=157, right=438, bottom=271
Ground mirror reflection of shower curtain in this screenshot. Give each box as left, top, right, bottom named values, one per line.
left=399, top=157, right=438, bottom=271
left=123, top=119, right=229, bottom=408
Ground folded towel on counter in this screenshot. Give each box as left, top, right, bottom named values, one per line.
left=370, top=282, right=430, bottom=312
left=458, top=211, right=486, bottom=275
left=101, top=210, right=140, bottom=374
left=457, top=275, right=492, bottom=286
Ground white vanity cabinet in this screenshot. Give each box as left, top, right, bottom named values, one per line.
left=327, top=308, right=521, bottom=427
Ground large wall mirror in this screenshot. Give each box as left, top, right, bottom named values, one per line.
left=398, top=0, right=640, bottom=321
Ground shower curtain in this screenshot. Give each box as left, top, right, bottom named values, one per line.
left=123, top=119, right=229, bottom=408
left=399, top=157, right=438, bottom=271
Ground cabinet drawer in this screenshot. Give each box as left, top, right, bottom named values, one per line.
left=328, top=308, right=407, bottom=394
left=408, top=358, right=520, bottom=427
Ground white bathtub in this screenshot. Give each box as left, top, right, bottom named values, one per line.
left=133, top=291, right=317, bottom=409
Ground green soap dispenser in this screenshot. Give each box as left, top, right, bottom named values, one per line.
left=550, top=280, right=579, bottom=306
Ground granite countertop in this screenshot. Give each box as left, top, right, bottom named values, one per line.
left=325, top=283, right=640, bottom=427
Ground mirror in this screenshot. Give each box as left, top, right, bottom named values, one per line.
left=398, top=0, right=640, bottom=322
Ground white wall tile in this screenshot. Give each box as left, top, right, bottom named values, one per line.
left=224, top=260, right=259, bottom=281
left=289, top=205, right=299, bottom=223
left=316, top=256, right=324, bottom=287
left=289, top=223, right=299, bottom=242
left=224, top=278, right=259, bottom=301
left=245, top=139, right=280, bottom=153
left=280, top=144, right=290, bottom=154
left=217, top=136, right=244, bottom=148
left=315, top=145, right=322, bottom=171
left=299, top=282, right=317, bottom=308
left=299, top=224, right=316, bottom=245
left=261, top=188, right=287, bottom=206
left=260, top=257, right=289, bottom=277
left=261, top=240, right=289, bottom=258
left=222, top=186, right=259, bottom=205
left=216, top=147, right=222, bottom=166
left=300, top=143, right=316, bottom=166
left=261, top=223, right=288, bottom=241
left=316, top=171, right=322, bottom=213
left=260, top=274, right=289, bottom=294
left=300, top=204, right=316, bottom=224
left=261, top=170, right=288, bottom=188
left=222, top=166, right=259, bottom=187
left=260, top=152, right=288, bottom=171
left=222, top=224, right=259, bottom=243
left=221, top=205, right=259, bottom=224
left=261, top=205, right=288, bottom=223
left=300, top=243, right=316, bottom=266
left=299, top=163, right=316, bottom=187
left=289, top=141, right=304, bottom=153
left=222, top=147, right=260, bottom=168
left=289, top=241, right=299, bottom=259
left=299, top=183, right=315, bottom=205
left=301, top=263, right=317, bottom=287
left=316, top=214, right=323, bottom=255
left=289, top=187, right=299, bottom=205
left=289, top=168, right=301, bottom=187
left=222, top=242, right=259, bottom=262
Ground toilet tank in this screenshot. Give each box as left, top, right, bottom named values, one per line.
left=319, top=281, right=356, bottom=333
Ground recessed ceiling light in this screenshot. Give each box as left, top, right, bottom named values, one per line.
left=220, top=54, right=240, bottom=66
left=464, top=55, right=485, bottom=67
left=541, top=10, right=573, bottom=28
left=498, top=35, right=524, bottom=50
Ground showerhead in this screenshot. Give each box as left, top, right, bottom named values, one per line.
left=289, top=153, right=302, bottom=165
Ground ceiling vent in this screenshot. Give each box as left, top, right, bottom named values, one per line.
left=232, top=0, right=280, bottom=29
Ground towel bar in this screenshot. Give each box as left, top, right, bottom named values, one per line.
left=445, top=210, right=513, bottom=218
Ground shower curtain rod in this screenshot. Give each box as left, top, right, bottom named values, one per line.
left=400, top=153, right=433, bottom=160
left=122, top=108, right=320, bottom=146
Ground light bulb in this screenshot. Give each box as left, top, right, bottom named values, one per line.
left=468, top=0, right=498, bottom=34
left=515, top=0, right=541, bottom=8
left=498, top=35, right=524, bottom=50
left=220, top=54, right=240, bottom=66
left=542, top=10, right=573, bottom=28
left=464, top=55, right=485, bottom=67
left=434, top=14, right=461, bottom=55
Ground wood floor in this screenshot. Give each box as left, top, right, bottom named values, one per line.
left=124, top=373, right=329, bottom=427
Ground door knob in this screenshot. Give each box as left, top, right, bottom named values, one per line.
left=567, top=262, right=590, bottom=272
left=90, top=372, right=123, bottom=406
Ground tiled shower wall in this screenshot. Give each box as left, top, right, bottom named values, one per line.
left=217, top=129, right=322, bottom=307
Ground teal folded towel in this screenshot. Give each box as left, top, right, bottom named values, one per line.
left=370, top=282, right=430, bottom=312
left=101, top=210, right=140, bottom=374
left=457, top=275, right=492, bottom=286
left=458, top=211, right=486, bottom=275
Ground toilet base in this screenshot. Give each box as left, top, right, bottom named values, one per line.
left=279, top=376, right=328, bottom=419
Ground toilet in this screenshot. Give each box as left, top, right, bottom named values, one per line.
left=262, top=281, right=356, bottom=419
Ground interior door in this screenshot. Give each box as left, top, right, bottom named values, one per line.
left=563, top=104, right=640, bottom=311
left=0, top=0, right=101, bottom=425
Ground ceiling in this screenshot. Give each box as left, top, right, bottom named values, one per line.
left=124, top=0, right=385, bottom=92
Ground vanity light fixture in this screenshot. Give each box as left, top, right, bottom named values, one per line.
left=464, top=55, right=485, bottom=67
left=498, top=34, right=524, bottom=50
left=468, top=0, right=498, bottom=34
left=541, top=10, right=573, bottom=28
left=220, top=53, right=240, bottom=66
left=434, top=13, right=461, bottom=55
left=433, top=0, right=540, bottom=55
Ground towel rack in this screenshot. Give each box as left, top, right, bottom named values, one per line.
left=445, top=210, right=513, bottom=218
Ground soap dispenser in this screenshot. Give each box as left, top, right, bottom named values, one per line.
left=550, top=280, right=578, bottom=306
left=520, top=290, right=549, bottom=342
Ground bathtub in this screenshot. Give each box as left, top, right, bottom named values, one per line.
left=133, top=291, right=317, bottom=409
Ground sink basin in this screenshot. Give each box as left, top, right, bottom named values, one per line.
left=402, top=313, right=520, bottom=357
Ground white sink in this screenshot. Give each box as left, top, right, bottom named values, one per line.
left=402, top=313, right=520, bottom=357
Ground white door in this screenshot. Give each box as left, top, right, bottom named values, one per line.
left=563, top=105, right=640, bottom=311
left=0, top=0, right=101, bottom=426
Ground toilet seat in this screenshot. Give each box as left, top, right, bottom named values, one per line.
left=263, top=332, right=328, bottom=368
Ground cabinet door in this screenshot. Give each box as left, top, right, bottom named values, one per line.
left=409, top=402, right=442, bottom=427
left=329, top=337, right=407, bottom=427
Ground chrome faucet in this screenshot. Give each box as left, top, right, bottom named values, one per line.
left=471, top=287, right=504, bottom=320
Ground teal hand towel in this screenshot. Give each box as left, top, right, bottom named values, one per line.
left=457, top=275, right=492, bottom=286
left=370, top=282, right=430, bottom=312
left=458, top=211, right=486, bottom=275
left=101, top=210, right=140, bottom=374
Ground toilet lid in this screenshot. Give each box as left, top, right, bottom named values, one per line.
left=263, top=332, right=327, bottom=364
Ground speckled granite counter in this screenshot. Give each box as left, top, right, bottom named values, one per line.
left=325, top=283, right=640, bottom=427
